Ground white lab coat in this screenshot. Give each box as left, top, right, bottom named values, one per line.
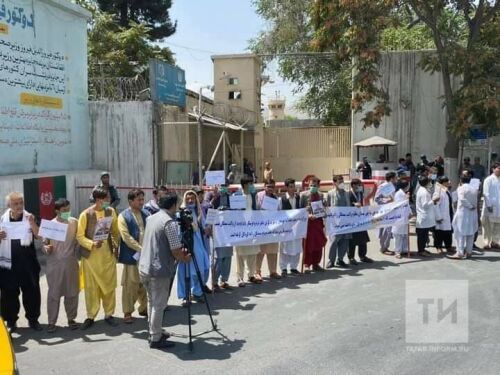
left=392, top=189, right=409, bottom=235
left=482, top=174, right=500, bottom=222
left=452, top=183, right=478, bottom=236
left=433, top=184, right=453, bottom=231
left=416, top=186, right=436, bottom=229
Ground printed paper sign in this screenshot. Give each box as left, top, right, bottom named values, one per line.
left=205, top=170, right=226, bottom=186
left=93, top=216, right=113, bottom=241
left=261, top=196, right=280, bottom=211
left=39, top=219, right=68, bottom=242
left=229, top=195, right=247, bottom=210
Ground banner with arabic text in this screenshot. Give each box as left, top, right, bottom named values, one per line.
left=325, top=200, right=410, bottom=236
left=212, top=209, right=308, bottom=247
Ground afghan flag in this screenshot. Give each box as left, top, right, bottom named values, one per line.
left=23, top=176, right=67, bottom=220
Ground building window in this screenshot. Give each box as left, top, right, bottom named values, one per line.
left=229, top=91, right=242, bottom=100
left=228, top=77, right=239, bottom=85
left=277, top=105, right=283, bottom=109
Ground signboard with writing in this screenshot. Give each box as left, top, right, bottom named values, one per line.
left=149, top=59, right=186, bottom=107
left=0, top=0, right=90, bottom=175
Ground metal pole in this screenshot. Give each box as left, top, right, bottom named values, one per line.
left=198, top=88, right=203, bottom=185
left=223, top=130, right=227, bottom=174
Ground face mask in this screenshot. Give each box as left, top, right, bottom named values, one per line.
left=220, top=187, right=228, bottom=194
left=310, top=186, right=318, bottom=194
left=102, top=202, right=110, bottom=209
left=356, top=186, right=363, bottom=193
left=249, top=185, right=256, bottom=194
left=60, top=212, right=71, bottom=221
left=430, top=174, right=437, bottom=181
left=338, top=183, right=345, bottom=190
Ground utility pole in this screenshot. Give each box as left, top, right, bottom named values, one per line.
left=197, top=87, right=203, bottom=185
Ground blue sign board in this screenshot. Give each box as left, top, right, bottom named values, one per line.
left=149, top=59, right=186, bottom=107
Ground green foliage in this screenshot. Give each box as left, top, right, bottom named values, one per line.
left=95, top=0, right=176, bottom=41
left=250, top=0, right=437, bottom=126
left=75, top=0, right=175, bottom=78
left=312, top=0, right=499, bottom=142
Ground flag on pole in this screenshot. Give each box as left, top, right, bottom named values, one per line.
left=23, top=176, right=67, bottom=220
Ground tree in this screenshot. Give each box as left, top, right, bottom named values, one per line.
left=312, top=0, right=499, bottom=158
left=96, top=0, right=177, bottom=41
left=250, top=0, right=439, bottom=126
left=75, top=1, right=174, bottom=78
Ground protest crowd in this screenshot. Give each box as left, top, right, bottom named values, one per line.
left=0, top=158, right=499, bottom=350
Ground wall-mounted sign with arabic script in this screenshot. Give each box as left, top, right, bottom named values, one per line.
left=0, top=0, right=90, bottom=175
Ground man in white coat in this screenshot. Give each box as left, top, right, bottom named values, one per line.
left=482, top=162, right=500, bottom=249
left=416, top=175, right=440, bottom=256
left=433, top=176, right=454, bottom=253
left=392, top=179, right=411, bottom=259
left=375, top=172, right=397, bottom=255
left=448, top=173, right=479, bottom=259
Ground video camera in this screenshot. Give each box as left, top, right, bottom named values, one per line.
left=176, top=207, right=193, bottom=232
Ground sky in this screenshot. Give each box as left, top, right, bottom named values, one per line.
left=161, top=0, right=307, bottom=118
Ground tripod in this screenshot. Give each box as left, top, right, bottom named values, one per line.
left=181, top=224, right=219, bottom=351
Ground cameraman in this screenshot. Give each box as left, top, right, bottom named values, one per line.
left=139, top=192, right=191, bottom=350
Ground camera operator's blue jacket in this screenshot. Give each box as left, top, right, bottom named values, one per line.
left=118, top=208, right=150, bottom=265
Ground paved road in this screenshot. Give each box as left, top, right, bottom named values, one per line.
left=11, top=230, right=500, bottom=375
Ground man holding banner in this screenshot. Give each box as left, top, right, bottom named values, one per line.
left=234, top=177, right=262, bottom=286
left=279, top=178, right=303, bottom=276
left=300, top=177, right=327, bottom=273
left=375, top=172, right=397, bottom=255
left=326, top=175, right=352, bottom=268
left=256, top=180, right=281, bottom=279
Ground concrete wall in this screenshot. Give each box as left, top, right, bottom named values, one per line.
left=352, top=51, right=451, bottom=167
left=264, top=127, right=351, bottom=182
left=89, top=101, right=154, bottom=187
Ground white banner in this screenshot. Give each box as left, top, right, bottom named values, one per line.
left=213, top=209, right=308, bottom=247
left=325, top=200, right=410, bottom=236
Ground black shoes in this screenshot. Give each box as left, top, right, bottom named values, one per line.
left=29, top=320, right=43, bottom=331
left=336, top=260, right=349, bottom=268
left=80, top=318, right=94, bottom=330
left=360, top=257, right=374, bottom=263
left=290, top=269, right=300, bottom=275
left=6, top=321, right=17, bottom=334
left=281, top=269, right=287, bottom=277
left=326, top=261, right=335, bottom=269
left=150, top=335, right=175, bottom=349
left=104, top=316, right=119, bottom=327
left=348, top=258, right=358, bottom=265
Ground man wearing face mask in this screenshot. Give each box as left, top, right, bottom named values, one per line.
left=347, top=179, right=373, bottom=264
left=256, top=179, right=281, bottom=279
left=279, top=178, right=303, bottom=276
left=326, top=175, right=352, bottom=268
left=374, top=172, right=397, bottom=255
left=42, top=198, right=80, bottom=333
left=448, top=172, right=479, bottom=259
left=77, top=187, right=120, bottom=330
left=211, top=184, right=234, bottom=289
left=300, top=176, right=327, bottom=272
left=433, top=176, right=454, bottom=254
left=415, top=175, right=439, bottom=257
left=234, top=177, right=262, bottom=286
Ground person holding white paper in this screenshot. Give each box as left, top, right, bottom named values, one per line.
left=0, top=192, right=41, bottom=333
left=256, top=180, right=281, bottom=279
left=374, top=172, right=397, bottom=255
left=117, top=189, right=149, bottom=324
left=279, top=178, right=303, bottom=276
left=416, top=175, right=439, bottom=257
left=77, top=187, right=120, bottom=330
left=43, top=198, right=80, bottom=333
left=234, top=177, right=262, bottom=286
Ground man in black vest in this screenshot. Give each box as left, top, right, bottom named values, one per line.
left=279, top=178, right=303, bottom=276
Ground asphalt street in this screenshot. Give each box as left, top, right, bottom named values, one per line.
left=11, top=229, right=500, bottom=375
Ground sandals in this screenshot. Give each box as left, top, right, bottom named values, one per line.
left=123, top=315, right=134, bottom=324
left=395, top=254, right=402, bottom=259
left=380, top=249, right=395, bottom=255
left=68, top=320, right=79, bottom=330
